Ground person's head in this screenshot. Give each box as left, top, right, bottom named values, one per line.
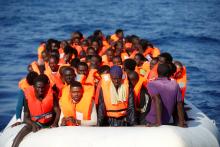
left=81, top=40, right=89, bottom=50
left=93, top=30, right=103, bottom=39
left=158, top=52, right=173, bottom=64
left=106, top=48, right=114, bottom=62
left=26, top=71, right=39, bottom=85
left=77, top=62, right=89, bottom=75
left=110, top=66, right=123, bottom=89
left=127, top=71, right=139, bottom=87
left=173, top=61, right=184, bottom=79
left=98, top=65, right=110, bottom=75
left=70, top=58, right=80, bottom=69
left=87, top=47, right=97, bottom=56
left=41, top=50, right=49, bottom=63
left=71, top=37, right=81, bottom=46
left=131, top=35, right=140, bottom=45
left=115, top=29, right=124, bottom=40
left=168, top=62, right=177, bottom=77
left=33, top=74, right=50, bottom=99
left=123, top=59, right=136, bottom=73
left=114, top=41, right=124, bottom=56
left=90, top=55, right=102, bottom=69
left=49, top=49, right=60, bottom=59
left=71, top=31, right=83, bottom=41
left=62, top=67, right=76, bottom=85
left=27, top=64, right=33, bottom=72
left=60, top=40, right=68, bottom=49
left=49, top=55, right=60, bottom=72
left=157, top=63, right=170, bottom=78
left=70, top=81, right=83, bottom=104
left=64, top=45, right=78, bottom=63
left=150, top=57, right=158, bottom=70
left=134, top=53, right=147, bottom=67
left=112, top=56, right=122, bottom=66
left=91, top=38, right=102, bottom=52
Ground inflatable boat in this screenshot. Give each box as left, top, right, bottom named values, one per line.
left=0, top=100, right=219, bottom=147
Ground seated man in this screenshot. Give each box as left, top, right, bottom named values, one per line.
left=128, top=71, right=150, bottom=125
left=12, top=74, right=60, bottom=147
left=146, top=64, right=186, bottom=127
left=59, top=81, right=97, bottom=126
left=97, top=66, right=136, bottom=126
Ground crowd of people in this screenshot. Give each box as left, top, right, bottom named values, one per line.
left=11, top=29, right=188, bottom=147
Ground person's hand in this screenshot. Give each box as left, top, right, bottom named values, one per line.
left=50, top=123, right=58, bottom=128
left=146, top=123, right=161, bottom=127
left=178, top=122, right=187, bottom=128
left=11, top=122, right=22, bottom=127
left=31, top=123, right=41, bottom=132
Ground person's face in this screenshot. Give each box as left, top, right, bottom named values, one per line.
left=113, top=58, right=122, bottom=66
left=63, top=69, right=76, bottom=85
left=87, top=49, right=96, bottom=56
left=70, top=86, right=83, bottom=104
left=91, top=57, right=100, bottom=68
left=51, top=42, right=58, bottom=50
left=49, top=58, right=59, bottom=72
left=110, top=74, right=122, bottom=89
left=60, top=41, right=67, bottom=49
left=174, top=65, right=183, bottom=79
left=91, top=41, right=99, bottom=51
left=117, top=32, right=124, bottom=39
left=158, top=56, right=166, bottom=64
left=77, top=65, right=88, bottom=75
left=150, top=59, right=158, bottom=70
left=73, top=38, right=80, bottom=45
left=134, top=55, right=142, bottom=66
left=34, top=81, right=48, bottom=99
left=42, top=52, right=49, bottom=62
left=106, top=50, right=114, bottom=62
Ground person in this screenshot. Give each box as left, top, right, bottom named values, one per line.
left=75, top=62, right=89, bottom=83
left=111, top=29, right=124, bottom=42
left=145, top=63, right=186, bottom=127
left=134, top=53, right=150, bottom=77
left=112, top=56, right=122, bottom=66
left=147, top=52, right=173, bottom=81
left=12, top=75, right=61, bottom=147
left=11, top=72, right=39, bottom=127
left=97, top=66, right=136, bottom=126
left=150, top=57, right=158, bottom=70
left=173, top=61, right=187, bottom=102
left=123, top=59, right=137, bottom=75
left=127, top=71, right=150, bottom=125
left=102, top=48, right=114, bottom=67
left=59, top=81, right=97, bottom=126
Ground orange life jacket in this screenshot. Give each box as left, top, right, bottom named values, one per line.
left=110, top=34, right=119, bottom=42
left=59, top=84, right=94, bottom=122
left=125, top=42, right=132, bottom=49
left=102, top=55, right=113, bottom=67
left=135, top=61, right=150, bottom=77
left=175, top=66, right=187, bottom=101
left=31, top=61, right=41, bottom=74
left=100, top=77, right=129, bottom=118
left=121, top=52, right=129, bottom=61
left=147, top=63, right=158, bottom=81
left=24, top=86, right=54, bottom=124
left=18, top=78, right=30, bottom=91
left=143, top=47, right=160, bottom=58
left=37, top=43, right=46, bottom=61
left=133, top=75, right=147, bottom=109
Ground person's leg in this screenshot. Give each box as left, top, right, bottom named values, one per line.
left=12, top=125, right=32, bottom=147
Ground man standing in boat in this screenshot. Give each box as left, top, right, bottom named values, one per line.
left=97, top=65, right=136, bottom=126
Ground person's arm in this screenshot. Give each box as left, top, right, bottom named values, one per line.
left=81, top=100, right=97, bottom=126
left=126, top=86, right=136, bottom=126
left=154, top=94, right=162, bottom=126
left=50, top=95, right=61, bottom=128
left=97, top=88, right=108, bottom=126
left=176, top=85, right=187, bottom=127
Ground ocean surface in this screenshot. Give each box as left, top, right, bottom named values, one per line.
left=0, top=0, right=220, bottom=131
